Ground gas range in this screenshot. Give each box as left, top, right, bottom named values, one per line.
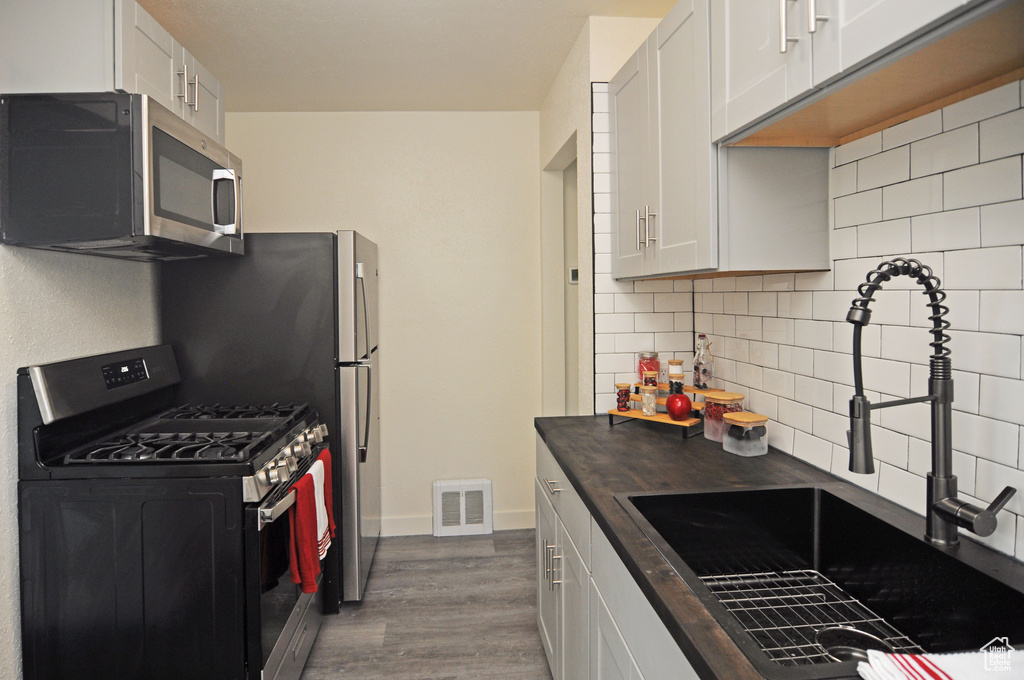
left=18, top=346, right=327, bottom=500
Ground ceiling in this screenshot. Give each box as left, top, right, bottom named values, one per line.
left=138, top=0, right=675, bottom=113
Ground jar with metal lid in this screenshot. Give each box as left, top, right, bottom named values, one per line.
left=638, top=352, right=659, bottom=383
left=702, top=392, right=744, bottom=442
left=640, top=385, right=658, bottom=416
left=722, top=412, right=769, bottom=457
left=615, top=383, right=632, bottom=412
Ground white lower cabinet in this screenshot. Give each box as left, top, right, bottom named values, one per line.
left=536, top=438, right=700, bottom=680
left=590, top=582, right=644, bottom=680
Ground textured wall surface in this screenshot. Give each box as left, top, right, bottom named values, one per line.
left=0, top=247, right=159, bottom=679
left=225, top=111, right=542, bottom=536
left=593, top=79, right=1024, bottom=562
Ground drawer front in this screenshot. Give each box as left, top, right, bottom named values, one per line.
left=536, top=433, right=591, bottom=569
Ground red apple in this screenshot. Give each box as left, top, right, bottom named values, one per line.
left=665, top=393, right=692, bottom=421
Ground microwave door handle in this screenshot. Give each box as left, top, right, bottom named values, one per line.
left=211, top=168, right=238, bottom=235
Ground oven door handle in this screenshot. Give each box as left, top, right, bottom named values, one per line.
left=258, top=489, right=296, bottom=531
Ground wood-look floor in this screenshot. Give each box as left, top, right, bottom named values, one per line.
left=301, top=529, right=554, bottom=680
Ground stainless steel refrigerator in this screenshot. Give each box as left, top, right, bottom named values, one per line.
left=160, top=230, right=382, bottom=606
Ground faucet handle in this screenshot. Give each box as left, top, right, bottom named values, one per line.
left=987, top=486, right=1017, bottom=515
left=967, top=486, right=1016, bottom=537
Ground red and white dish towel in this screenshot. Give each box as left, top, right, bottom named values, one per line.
left=858, top=649, right=1018, bottom=680
left=288, top=449, right=336, bottom=594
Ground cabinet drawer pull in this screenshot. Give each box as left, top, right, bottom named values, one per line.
left=780, top=0, right=800, bottom=53
left=177, top=63, right=191, bottom=106
left=543, top=539, right=551, bottom=580
left=645, top=206, right=657, bottom=245
left=544, top=478, right=562, bottom=494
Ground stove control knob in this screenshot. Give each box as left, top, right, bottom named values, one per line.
left=284, top=456, right=298, bottom=474
left=266, top=462, right=286, bottom=485
left=314, top=424, right=328, bottom=442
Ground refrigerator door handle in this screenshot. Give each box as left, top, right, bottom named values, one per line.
left=357, top=273, right=372, bottom=361
left=359, top=362, right=372, bottom=463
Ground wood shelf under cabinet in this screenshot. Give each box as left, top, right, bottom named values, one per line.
left=732, top=0, right=1024, bottom=147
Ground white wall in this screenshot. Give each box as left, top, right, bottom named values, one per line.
left=0, top=249, right=158, bottom=679
left=592, top=79, right=1024, bottom=562
left=225, top=111, right=542, bottom=535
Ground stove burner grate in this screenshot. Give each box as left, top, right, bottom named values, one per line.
left=65, top=431, right=271, bottom=464
left=162, top=403, right=306, bottom=420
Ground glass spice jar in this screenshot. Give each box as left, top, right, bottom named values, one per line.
left=722, top=411, right=769, bottom=457
left=638, top=352, right=659, bottom=384
left=693, top=334, right=714, bottom=390
left=667, top=359, right=684, bottom=378
left=669, top=377, right=685, bottom=395
left=640, top=385, right=658, bottom=416
left=702, top=392, right=745, bottom=443
left=642, top=370, right=659, bottom=387
left=615, top=383, right=632, bottom=412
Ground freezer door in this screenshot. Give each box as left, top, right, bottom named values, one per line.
left=337, top=231, right=378, bottom=363
left=338, top=355, right=381, bottom=601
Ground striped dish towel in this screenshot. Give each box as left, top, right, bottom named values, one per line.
left=858, top=649, right=1021, bottom=679
left=288, top=450, right=336, bottom=593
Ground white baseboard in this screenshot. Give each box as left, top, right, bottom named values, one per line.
left=381, top=508, right=535, bottom=537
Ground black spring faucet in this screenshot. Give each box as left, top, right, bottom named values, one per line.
left=846, top=257, right=1016, bottom=546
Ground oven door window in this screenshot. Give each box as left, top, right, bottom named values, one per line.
left=151, top=128, right=236, bottom=233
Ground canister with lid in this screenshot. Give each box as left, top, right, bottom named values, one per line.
left=702, top=392, right=745, bottom=442
left=640, top=385, right=658, bottom=416
left=722, top=412, right=769, bottom=457
left=638, top=352, right=659, bottom=383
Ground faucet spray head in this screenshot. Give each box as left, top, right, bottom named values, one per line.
left=847, top=394, right=875, bottom=474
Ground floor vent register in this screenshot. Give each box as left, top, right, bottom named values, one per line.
left=432, top=479, right=493, bottom=537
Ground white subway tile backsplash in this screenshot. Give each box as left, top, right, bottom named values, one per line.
left=593, top=152, right=611, bottom=173
left=835, top=132, right=882, bottom=166
left=594, top=272, right=634, bottom=294
left=831, top=226, right=858, bottom=261
left=634, top=313, right=673, bottom=333
left=614, top=293, right=653, bottom=314
left=882, top=110, right=942, bottom=150
left=911, top=208, right=981, bottom=252
left=750, top=341, right=779, bottom=368
left=943, top=81, right=1020, bottom=130
left=735, top=276, right=763, bottom=291
left=981, top=108, right=1024, bottom=162
left=674, top=279, right=694, bottom=293
left=614, top=333, right=656, bottom=353
left=594, top=253, right=612, bottom=274
left=882, top=175, right=943, bottom=220
left=880, top=324, right=933, bottom=365
left=701, top=292, right=724, bottom=314
left=748, top=292, right=778, bottom=317
left=736, top=362, right=762, bottom=389
left=980, top=291, right=1024, bottom=335
left=595, top=294, right=615, bottom=314
left=878, top=399, right=932, bottom=441
left=736, top=316, right=762, bottom=340
left=722, top=336, right=750, bottom=363
left=634, top=279, right=675, bottom=293
left=594, top=313, right=635, bottom=334
left=653, top=292, right=692, bottom=312
left=835, top=189, right=883, bottom=227
left=593, top=172, right=612, bottom=194
left=713, top=315, right=736, bottom=337
left=979, top=375, right=1024, bottom=426
left=674, top=312, right=694, bottom=332
left=763, top=317, right=794, bottom=345
left=830, top=446, right=880, bottom=491
left=767, top=421, right=795, bottom=454
left=910, top=124, right=978, bottom=178
left=795, top=374, right=835, bottom=410
left=594, top=232, right=612, bottom=255
left=713, top=278, right=737, bottom=292
left=779, top=346, right=814, bottom=377
left=778, top=292, right=814, bottom=319
left=857, top=218, right=912, bottom=257
left=654, top=332, right=694, bottom=353
left=976, top=460, right=1024, bottom=516
left=944, top=246, right=1022, bottom=290
left=793, top=431, right=833, bottom=470
left=861, top=356, right=911, bottom=397
left=833, top=162, right=858, bottom=197
left=795, top=319, right=833, bottom=350
left=878, top=464, right=927, bottom=516
left=593, top=192, right=612, bottom=214
left=778, top=398, right=812, bottom=431
left=595, top=353, right=635, bottom=374
left=980, top=199, right=1024, bottom=247
left=859, top=145, right=910, bottom=190
left=763, top=273, right=796, bottom=291
left=795, top=271, right=834, bottom=291
left=952, top=410, right=1020, bottom=467
left=594, top=334, right=616, bottom=353
left=694, top=278, right=713, bottom=293
left=723, top=292, right=748, bottom=315
left=813, top=408, right=849, bottom=447
left=814, top=350, right=856, bottom=386
left=944, top=157, right=1023, bottom=210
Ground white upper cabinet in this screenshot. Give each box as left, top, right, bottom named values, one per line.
left=611, top=0, right=716, bottom=279
left=0, top=0, right=225, bottom=144
left=711, top=0, right=973, bottom=141
left=711, top=0, right=814, bottom=142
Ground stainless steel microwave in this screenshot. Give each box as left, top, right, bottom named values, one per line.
left=0, top=92, right=243, bottom=261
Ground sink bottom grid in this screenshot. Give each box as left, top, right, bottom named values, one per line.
left=699, top=569, right=924, bottom=666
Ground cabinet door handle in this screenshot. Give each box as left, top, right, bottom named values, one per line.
left=780, top=0, right=800, bottom=53
left=645, top=206, right=657, bottom=246
left=635, top=210, right=642, bottom=251
left=543, top=539, right=551, bottom=581
left=544, top=478, right=562, bottom=495
left=549, top=553, right=562, bottom=590
left=807, top=0, right=828, bottom=33
left=191, top=72, right=200, bottom=112
left=177, top=63, right=191, bottom=106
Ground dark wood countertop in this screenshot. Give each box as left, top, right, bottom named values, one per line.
left=535, top=415, right=838, bottom=680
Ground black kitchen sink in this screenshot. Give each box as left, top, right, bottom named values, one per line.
left=618, top=485, right=1024, bottom=680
